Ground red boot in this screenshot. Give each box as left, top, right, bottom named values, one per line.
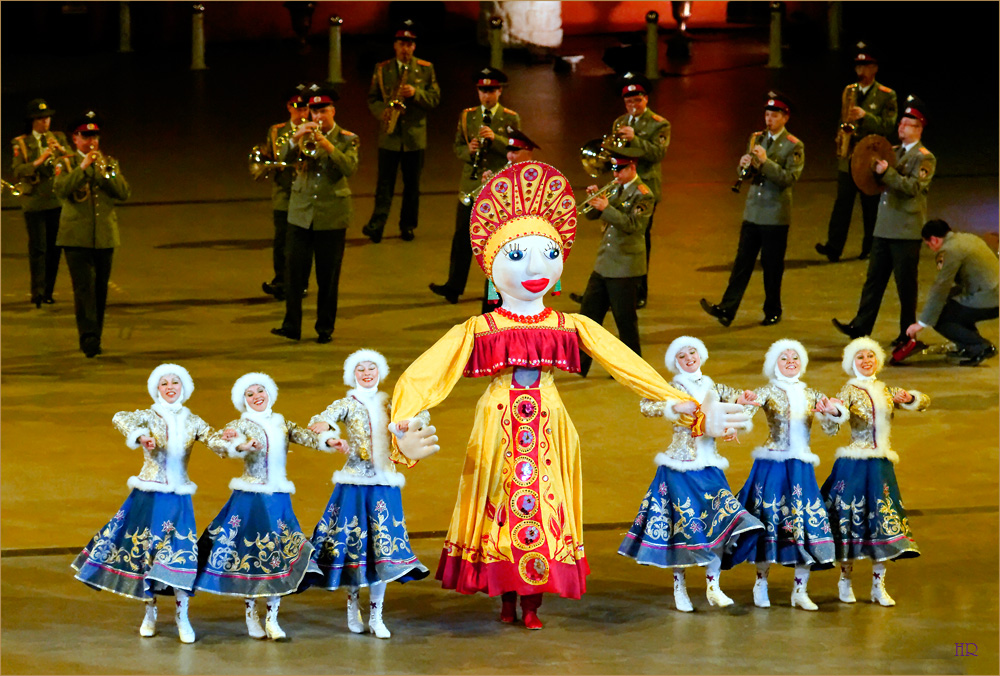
left=520, top=593, right=543, bottom=630
left=499, top=592, right=518, bottom=623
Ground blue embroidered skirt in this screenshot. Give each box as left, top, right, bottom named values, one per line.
left=194, top=490, right=319, bottom=597
left=736, top=458, right=836, bottom=568
left=618, top=466, right=763, bottom=570
left=306, top=483, right=429, bottom=590
left=71, top=489, right=199, bottom=599
left=821, top=457, right=920, bottom=562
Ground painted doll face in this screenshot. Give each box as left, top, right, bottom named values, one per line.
left=354, top=361, right=380, bottom=389
left=491, top=235, right=562, bottom=303
left=158, top=375, right=183, bottom=403
left=854, top=349, right=878, bottom=377
left=776, top=349, right=801, bottom=377
left=675, top=346, right=701, bottom=374
left=244, top=384, right=270, bottom=412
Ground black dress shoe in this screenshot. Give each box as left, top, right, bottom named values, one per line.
left=832, top=318, right=863, bottom=338
left=32, top=295, right=42, bottom=308
left=700, top=298, right=733, bottom=327
left=760, top=314, right=781, bottom=326
left=362, top=223, right=383, bottom=244
left=429, top=283, right=459, bottom=304
left=636, top=298, right=647, bottom=309
left=858, top=251, right=870, bottom=260
left=959, top=344, right=997, bottom=366
left=569, top=292, right=584, bottom=304
left=316, top=332, right=333, bottom=344
left=400, top=228, right=415, bottom=242
left=270, top=327, right=300, bottom=341
left=815, top=243, right=839, bottom=262
left=43, top=296, right=55, bottom=304
left=262, top=281, right=286, bottom=300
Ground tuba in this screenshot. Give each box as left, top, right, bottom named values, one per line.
left=835, top=84, right=859, bottom=160
left=381, top=64, right=409, bottom=135
left=580, top=138, right=613, bottom=178
left=731, top=130, right=766, bottom=193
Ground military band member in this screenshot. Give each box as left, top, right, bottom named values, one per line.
left=577, top=146, right=654, bottom=377
left=261, top=86, right=311, bottom=301
left=833, top=97, right=935, bottom=346
left=429, top=67, right=519, bottom=305
left=701, top=92, right=804, bottom=328
left=816, top=43, right=898, bottom=262
left=271, top=87, right=359, bottom=344
left=904, top=220, right=998, bottom=366
left=362, top=21, right=441, bottom=243
left=11, top=98, right=69, bottom=308
left=612, top=73, right=670, bottom=308
left=53, top=112, right=131, bottom=358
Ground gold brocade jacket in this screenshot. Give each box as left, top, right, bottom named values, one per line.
left=207, top=414, right=321, bottom=494
left=112, top=407, right=214, bottom=495
left=830, top=378, right=929, bottom=464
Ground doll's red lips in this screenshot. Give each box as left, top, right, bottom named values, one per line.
left=521, top=278, right=549, bottom=292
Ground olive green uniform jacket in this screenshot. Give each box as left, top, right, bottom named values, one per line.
left=367, top=58, right=441, bottom=151
left=53, top=152, right=131, bottom=249
left=285, top=124, right=360, bottom=231
left=10, top=131, right=70, bottom=211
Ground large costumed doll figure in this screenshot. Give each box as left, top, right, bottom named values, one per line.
left=387, top=162, right=751, bottom=630
left=619, top=337, right=764, bottom=612
left=194, top=372, right=323, bottom=640
left=305, top=349, right=430, bottom=639
left=820, top=338, right=928, bottom=606
left=735, top=339, right=839, bottom=611
left=72, top=363, right=213, bottom=643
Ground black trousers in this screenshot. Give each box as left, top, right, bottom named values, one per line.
left=270, top=209, right=289, bottom=286
left=24, top=207, right=62, bottom=299
left=933, top=300, right=999, bottom=355
left=850, top=236, right=921, bottom=338
left=443, top=201, right=474, bottom=295
left=578, top=272, right=641, bottom=376
left=636, top=201, right=658, bottom=304
left=823, top=170, right=880, bottom=259
left=719, top=221, right=788, bottom=318
left=282, top=226, right=346, bottom=336
left=63, top=247, right=114, bottom=350
left=367, top=148, right=424, bottom=233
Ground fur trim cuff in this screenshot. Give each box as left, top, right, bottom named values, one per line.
left=897, top=390, right=926, bottom=411
left=332, top=469, right=406, bottom=488
left=128, top=476, right=197, bottom=495
left=654, top=451, right=729, bottom=472
left=126, top=427, right=151, bottom=450
left=834, top=445, right=899, bottom=465
left=750, top=447, right=821, bottom=467
left=660, top=401, right=684, bottom=422
left=317, top=430, right=340, bottom=451
left=228, top=477, right=296, bottom=494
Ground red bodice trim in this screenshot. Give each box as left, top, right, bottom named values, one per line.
left=463, top=312, right=581, bottom=377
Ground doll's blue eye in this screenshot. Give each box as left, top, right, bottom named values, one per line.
left=506, top=249, right=524, bottom=261
left=545, top=247, right=560, bottom=260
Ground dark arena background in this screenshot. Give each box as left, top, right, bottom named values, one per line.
left=1, top=2, right=997, bottom=673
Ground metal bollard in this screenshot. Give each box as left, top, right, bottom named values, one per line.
left=489, top=16, right=503, bottom=70
left=119, top=1, right=132, bottom=53
left=191, top=4, right=207, bottom=71
left=645, top=10, right=660, bottom=79
left=827, top=1, right=842, bottom=52
left=327, top=15, right=344, bottom=84
left=766, top=2, right=783, bottom=69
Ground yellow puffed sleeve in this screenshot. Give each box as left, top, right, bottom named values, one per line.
left=389, top=316, right=480, bottom=466
left=570, top=313, right=704, bottom=434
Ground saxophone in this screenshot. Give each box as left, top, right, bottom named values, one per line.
left=835, top=84, right=858, bottom=160
left=381, top=64, right=409, bottom=135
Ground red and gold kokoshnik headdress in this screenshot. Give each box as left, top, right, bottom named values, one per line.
left=470, top=162, right=578, bottom=280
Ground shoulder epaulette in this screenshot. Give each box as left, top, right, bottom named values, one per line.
left=377, top=59, right=392, bottom=68
left=786, top=133, right=801, bottom=144
left=415, top=58, right=432, bottom=67
left=270, top=122, right=285, bottom=133
left=13, top=134, right=28, bottom=142
left=918, top=146, right=931, bottom=155
left=339, top=128, right=357, bottom=136
left=878, top=84, right=893, bottom=93
left=637, top=184, right=651, bottom=195
left=502, top=107, right=517, bottom=116
left=462, top=106, right=477, bottom=114
left=651, top=113, right=667, bottom=123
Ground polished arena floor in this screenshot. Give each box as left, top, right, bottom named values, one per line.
left=1, top=8, right=998, bottom=674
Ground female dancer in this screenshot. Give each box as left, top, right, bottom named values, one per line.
left=194, top=372, right=323, bottom=639
left=821, top=338, right=928, bottom=606
left=736, top=339, right=839, bottom=610
left=620, top=337, right=764, bottom=612
left=386, top=162, right=750, bottom=629
left=306, top=349, right=429, bottom=639
left=72, top=363, right=213, bottom=643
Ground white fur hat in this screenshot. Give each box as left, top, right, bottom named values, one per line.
left=763, top=339, right=809, bottom=378
left=231, top=372, right=278, bottom=412
left=664, top=336, right=708, bottom=374
left=842, top=337, right=885, bottom=376
left=146, top=363, right=194, bottom=404
left=343, top=349, right=389, bottom=387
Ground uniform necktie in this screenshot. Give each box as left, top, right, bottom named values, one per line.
left=764, top=135, right=774, bottom=150
left=483, top=110, right=491, bottom=128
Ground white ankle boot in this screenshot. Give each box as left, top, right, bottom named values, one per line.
left=672, top=571, right=694, bottom=612
left=346, top=589, right=365, bottom=634
left=245, top=599, right=266, bottom=639
left=174, top=591, right=195, bottom=644
left=705, top=574, right=734, bottom=607
left=838, top=564, right=856, bottom=603
left=368, top=597, right=391, bottom=639
left=752, top=565, right=770, bottom=608
left=870, top=567, right=895, bottom=607
left=265, top=597, right=287, bottom=640
left=790, top=567, right=817, bottom=611
left=139, top=599, right=157, bottom=637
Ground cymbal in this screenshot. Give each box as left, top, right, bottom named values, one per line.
left=851, top=135, right=896, bottom=196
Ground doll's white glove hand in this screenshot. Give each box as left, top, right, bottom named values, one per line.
left=702, top=391, right=752, bottom=438
left=395, top=423, right=440, bottom=461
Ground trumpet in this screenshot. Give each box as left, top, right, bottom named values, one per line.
left=86, top=150, right=118, bottom=180
left=835, top=84, right=859, bottom=160
left=248, top=146, right=292, bottom=181
left=42, top=132, right=67, bottom=165
left=297, top=124, right=327, bottom=158
left=382, top=64, right=409, bottom=135
left=731, top=130, right=766, bottom=193
left=576, top=180, right=620, bottom=215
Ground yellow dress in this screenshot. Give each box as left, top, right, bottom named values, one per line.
left=391, top=310, right=700, bottom=599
